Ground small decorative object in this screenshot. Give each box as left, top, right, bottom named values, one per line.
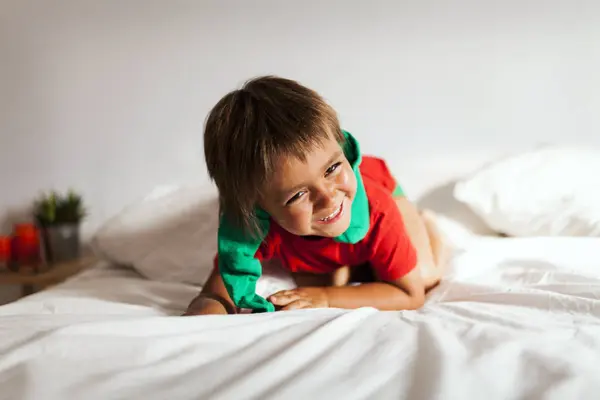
left=34, top=190, right=87, bottom=263
left=11, top=223, right=41, bottom=269
left=0, top=236, right=11, bottom=269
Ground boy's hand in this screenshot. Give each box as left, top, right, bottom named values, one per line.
left=268, top=287, right=329, bottom=310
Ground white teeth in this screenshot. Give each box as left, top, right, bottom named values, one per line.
left=320, top=204, right=341, bottom=221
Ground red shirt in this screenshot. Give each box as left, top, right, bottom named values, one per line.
left=252, top=156, right=417, bottom=282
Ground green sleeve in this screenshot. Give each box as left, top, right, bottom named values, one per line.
left=217, top=212, right=275, bottom=313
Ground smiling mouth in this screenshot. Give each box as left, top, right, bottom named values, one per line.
left=318, top=201, right=344, bottom=224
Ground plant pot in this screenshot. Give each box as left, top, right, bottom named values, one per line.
left=41, top=223, right=80, bottom=264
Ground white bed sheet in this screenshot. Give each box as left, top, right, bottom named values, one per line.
left=1, top=225, right=600, bottom=400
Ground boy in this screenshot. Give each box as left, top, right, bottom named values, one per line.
left=184, top=76, right=446, bottom=316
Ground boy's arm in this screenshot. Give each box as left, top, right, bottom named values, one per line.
left=326, top=267, right=425, bottom=310
left=269, top=268, right=425, bottom=311
left=183, top=267, right=237, bottom=315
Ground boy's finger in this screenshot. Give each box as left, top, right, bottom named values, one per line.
left=282, top=299, right=311, bottom=311
left=269, top=289, right=294, bottom=298
left=269, top=291, right=301, bottom=305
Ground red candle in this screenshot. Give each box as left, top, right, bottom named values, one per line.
left=0, top=236, right=10, bottom=266
left=12, top=223, right=41, bottom=266
left=14, top=223, right=38, bottom=238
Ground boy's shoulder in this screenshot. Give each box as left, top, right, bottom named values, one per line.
left=363, top=176, right=399, bottom=233
left=360, top=155, right=399, bottom=211
left=359, top=156, right=404, bottom=245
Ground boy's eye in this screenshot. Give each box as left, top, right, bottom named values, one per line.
left=285, top=191, right=306, bottom=206
left=325, top=162, right=342, bottom=176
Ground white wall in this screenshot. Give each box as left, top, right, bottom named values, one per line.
left=2, top=0, right=599, bottom=240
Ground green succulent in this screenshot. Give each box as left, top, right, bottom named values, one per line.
left=34, top=189, right=87, bottom=226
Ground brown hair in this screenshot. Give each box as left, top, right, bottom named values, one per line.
left=203, top=75, right=344, bottom=237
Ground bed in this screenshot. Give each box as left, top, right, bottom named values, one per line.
left=1, top=147, right=600, bottom=399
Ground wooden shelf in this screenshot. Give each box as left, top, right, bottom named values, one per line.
left=0, top=256, right=97, bottom=293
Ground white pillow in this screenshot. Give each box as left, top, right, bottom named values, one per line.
left=453, top=145, right=600, bottom=237
left=91, top=185, right=219, bottom=285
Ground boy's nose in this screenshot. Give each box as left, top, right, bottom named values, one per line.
left=314, top=183, right=337, bottom=210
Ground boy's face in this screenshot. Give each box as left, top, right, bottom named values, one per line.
left=259, top=134, right=357, bottom=238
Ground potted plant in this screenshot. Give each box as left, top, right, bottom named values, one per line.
left=33, top=190, right=87, bottom=263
